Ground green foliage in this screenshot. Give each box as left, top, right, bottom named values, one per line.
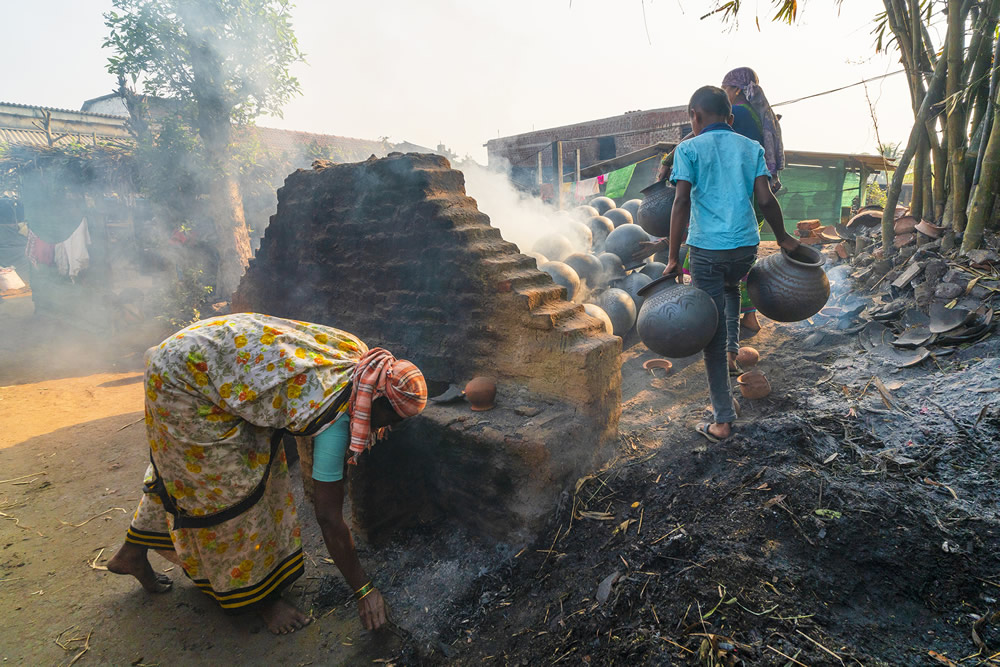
left=104, top=0, right=304, bottom=125
left=865, top=182, right=888, bottom=208
left=156, top=267, right=215, bottom=328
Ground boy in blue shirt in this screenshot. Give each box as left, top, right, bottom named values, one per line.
left=658, top=86, right=799, bottom=441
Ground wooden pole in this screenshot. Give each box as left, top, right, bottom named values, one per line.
left=536, top=151, right=543, bottom=192
left=552, top=141, right=564, bottom=210
left=575, top=149, right=581, bottom=205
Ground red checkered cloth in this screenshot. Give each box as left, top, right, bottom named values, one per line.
left=348, top=348, right=427, bottom=461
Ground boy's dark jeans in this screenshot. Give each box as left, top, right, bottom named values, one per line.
left=687, top=245, right=758, bottom=425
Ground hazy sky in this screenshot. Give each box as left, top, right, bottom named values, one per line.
left=2, top=1, right=920, bottom=163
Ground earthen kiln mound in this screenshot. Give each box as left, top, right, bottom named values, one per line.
left=233, top=153, right=622, bottom=543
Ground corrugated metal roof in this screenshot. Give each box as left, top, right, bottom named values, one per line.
left=0, top=128, right=128, bottom=148
left=0, top=100, right=127, bottom=120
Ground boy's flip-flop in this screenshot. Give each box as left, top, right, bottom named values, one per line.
left=696, top=422, right=723, bottom=443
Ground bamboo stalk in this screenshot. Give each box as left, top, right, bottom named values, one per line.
left=883, top=49, right=950, bottom=252
left=946, top=0, right=970, bottom=232
left=962, top=84, right=1000, bottom=252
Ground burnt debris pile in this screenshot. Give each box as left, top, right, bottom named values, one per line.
left=803, top=206, right=998, bottom=366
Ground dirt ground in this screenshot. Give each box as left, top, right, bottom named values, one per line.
left=3, top=268, right=1000, bottom=665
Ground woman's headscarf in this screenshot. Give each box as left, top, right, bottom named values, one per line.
left=722, top=67, right=785, bottom=183
left=348, top=347, right=427, bottom=461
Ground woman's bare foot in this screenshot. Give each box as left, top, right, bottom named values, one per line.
left=259, top=598, right=312, bottom=635
left=741, top=311, right=761, bottom=332
left=728, top=351, right=740, bottom=373
left=107, top=543, right=173, bottom=593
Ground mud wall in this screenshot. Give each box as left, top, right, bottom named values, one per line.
left=233, top=153, right=622, bottom=542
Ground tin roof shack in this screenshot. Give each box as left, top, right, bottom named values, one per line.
left=485, top=106, right=691, bottom=191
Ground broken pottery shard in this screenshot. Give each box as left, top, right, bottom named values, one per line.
left=892, top=326, right=935, bottom=349
left=870, top=301, right=906, bottom=322
left=891, top=263, right=924, bottom=290
left=430, top=384, right=465, bottom=404
left=834, top=223, right=856, bottom=240
left=596, top=570, right=621, bottom=604
left=803, top=332, right=826, bottom=347
left=859, top=321, right=891, bottom=352
left=934, top=283, right=963, bottom=300
left=914, top=219, right=945, bottom=238
left=846, top=210, right=882, bottom=229
left=929, top=303, right=972, bottom=334
left=967, top=249, right=999, bottom=267
left=875, top=344, right=931, bottom=368
left=900, top=308, right=931, bottom=328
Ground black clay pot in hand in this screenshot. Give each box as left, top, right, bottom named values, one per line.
left=637, top=182, right=675, bottom=237
left=746, top=245, right=830, bottom=322
left=636, top=274, right=718, bottom=358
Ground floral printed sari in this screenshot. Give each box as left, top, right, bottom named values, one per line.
left=124, top=313, right=367, bottom=612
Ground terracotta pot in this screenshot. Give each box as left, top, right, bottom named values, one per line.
left=586, top=216, right=615, bottom=251
left=894, top=215, right=917, bottom=235
left=915, top=219, right=945, bottom=238
left=893, top=232, right=916, bottom=248
left=605, top=208, right=634, bottom=228
left=589, top=196, right=615, bottom=215
left=747, top=244, right=830, bottom=322
left=539, top=261, right=581, bottom=301
left=575, top=205, right=600, bottom=220
left=465, top=377, right=497, bottom=411
left=594, top=288, right=637, bottom=336
left=620, top=199, right=643, bottom=219
left=603, top=224, right=650, bottom=271
left=735, top=346, right=759, bottom=367
left=533, top=234, right=574, bottom=262
left=635, top=274, right=718, bottom=358
left=737, top=370, right=770, bottom=399
left=564, top=253, right=604, bottom=287
left=637, top=182, right=675, bottom=237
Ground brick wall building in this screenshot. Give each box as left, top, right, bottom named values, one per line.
left=485, top=106, right=690, bottom=185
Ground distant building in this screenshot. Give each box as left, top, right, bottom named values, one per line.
left=485, top=106, right=690, bottom=187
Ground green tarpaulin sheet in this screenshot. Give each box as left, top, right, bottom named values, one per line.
left=603, top=163, right=636, bottom=200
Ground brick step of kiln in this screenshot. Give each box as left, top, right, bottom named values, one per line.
left=526, top=301, right=590, bottom=331
left=514, top=284, right=570, bottom=310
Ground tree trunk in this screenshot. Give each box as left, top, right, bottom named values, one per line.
left=883, top=51, right=950, bottom=252
left=185, top=19, right=253, bottom=299
left=963, top=85, right=1000, bottom=251
left=946, top=0, right=969, bottom=232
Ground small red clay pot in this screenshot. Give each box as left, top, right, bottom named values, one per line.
left=735, top=346, right=760, bottom=368
left=465, top=376, right=497, bottom=411
left=737, top=370, right=771, bottom=400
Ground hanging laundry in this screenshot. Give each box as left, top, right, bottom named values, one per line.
left=575, top=178, right=599, bottom=203
left=603, top=164, right=637, bottom=200
left=25, top=229, right=55, bottom=267
left=54, top=218, right=91, bottom=278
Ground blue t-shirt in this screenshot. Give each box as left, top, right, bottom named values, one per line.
left=670, top=123, right=770, bottom=250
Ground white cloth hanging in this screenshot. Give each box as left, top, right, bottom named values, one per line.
left=54, top=218, right=90, bottom=278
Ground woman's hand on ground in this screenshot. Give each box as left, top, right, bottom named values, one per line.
left=359, top=588, right=387, bottom=631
